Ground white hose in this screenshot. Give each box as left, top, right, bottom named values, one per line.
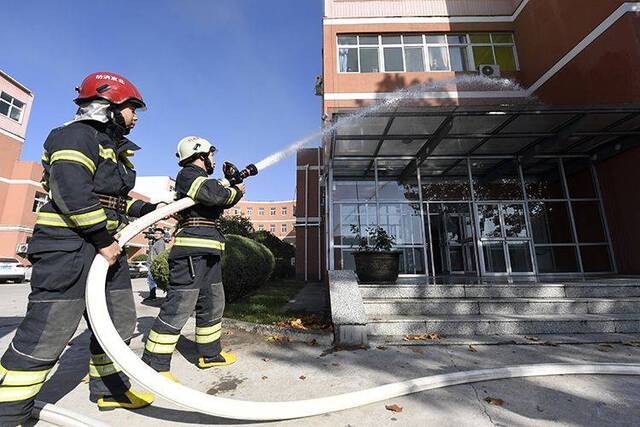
left=33, top=401, right=109, bottom=427
left=85, top=199, right=640, bottom=421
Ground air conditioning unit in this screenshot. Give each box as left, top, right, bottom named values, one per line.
left=479, top=64, right=501, bottom=78
left=16, top=243, right=28, bottom=255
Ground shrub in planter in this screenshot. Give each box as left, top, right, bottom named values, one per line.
left=351, top=225, right=400, bottom=283
left=131, top=253, right=148, bottom=263
left=150, top=235, right=275, bottom=302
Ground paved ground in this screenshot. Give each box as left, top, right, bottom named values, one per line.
left=1, top=279, right=640, bottom=426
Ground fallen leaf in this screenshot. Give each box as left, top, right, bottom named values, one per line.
left=403, top=333, right=443, bottom=341
left=261, top=376, right=268, bottom=380
left=542, top=341, right=559, bottom=347
left=484, top=397, right=504, bottom=406
left=385, top=404, right=403, bottom=413
left=597, top=346, right=611, bottom=352
left=623, top=341, right=640, bottom=347
left=299, top=375, right=306, bottom=380
left=331, top=362, right=340, bottom=367
left=262, top=357, right=271, bottom=362
left=468, top=345, right=477, bottom=352
left=525, top=336, right=539, bottom=342
left=600, top=344, right=614, bottom=348
left=307, top=339, right=318, bottom=346
left=290, top=318, right=307, bottom=330
left=265, top=335, right=289, bottom=344
left=224, top=331, right=234, bottom=336
left=411, top=348, right=424, bottom=354
left=376, top=346, right=388, bottom=351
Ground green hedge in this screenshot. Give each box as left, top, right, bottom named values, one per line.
left=150, top=234, right=275, bottom=302
left=131, top=253, right=148, bottom=263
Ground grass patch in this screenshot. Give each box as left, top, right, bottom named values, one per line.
left=224, top=279, right=305, bottom=325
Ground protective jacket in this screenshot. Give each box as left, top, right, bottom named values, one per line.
left=32, top=120, right=157, bottom=252
left=170, top=164, right=243, bottom=259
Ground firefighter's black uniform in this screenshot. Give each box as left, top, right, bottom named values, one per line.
left=0, top=120, right=158, bottom=425
left=142, top=164, right=242, bottom=372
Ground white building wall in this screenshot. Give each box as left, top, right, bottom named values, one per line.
left=324, top=0, right=522, bottom=18
left=132, top=176, right=176, bottom=203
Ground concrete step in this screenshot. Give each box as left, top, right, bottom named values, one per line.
left=359, top=283, right=640, bottom=299
left=367, top=313, right=640, bottom=336
left=363, top=297, right=640, bottom=316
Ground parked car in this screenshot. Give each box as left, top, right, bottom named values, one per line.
left=128, top=261, right=149, bottom=278
left=0, top=258, right=26, bottom=283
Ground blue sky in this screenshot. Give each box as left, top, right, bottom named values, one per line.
left=2, top=0, right=323, bottom=201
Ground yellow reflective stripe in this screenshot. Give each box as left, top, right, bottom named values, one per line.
left=89, top=364, right=121, bottom=378
left=145, top=341, right=177, bottom=354
left=90, top=354, right=111, bottom=365
left=107, top=219, right=119, bottom=231
left=225, top=187, right=238, bottom=204
left=148, top=330, right=180, bottom=345
left=0, top=384, right=44, bottom=402
left=50, top=150, right=96, bottom=174
left=98, top=145, right=117, bottom=163
left=174, top=237, right=225, bottom=251
left=195, top=323, right=222, bottom=344
left=36, top=212, right=75, bottom=227
left=195, top=323, right=221, bottom=337
left=187, top=176, right=207, bottom=199
left=69, top=208, right=107, bottom=227
left=125, top=199, right=136, bottom=214
left=41, top=150, right=50, bottom=163
left=0, top=365, right=50, bottom=387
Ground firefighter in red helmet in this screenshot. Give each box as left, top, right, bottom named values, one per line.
left=0, top=72, right=162, bottom=425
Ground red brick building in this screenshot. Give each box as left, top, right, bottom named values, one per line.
left=228, top=200, right=296, bottom=245
left=296, top=0, right=640, bottom=280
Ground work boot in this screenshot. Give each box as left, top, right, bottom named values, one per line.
left=97, top=388, right=154, bottom=410
left=159, top=371, right=180, bottom=383
left=197, top=351, right=237, bottom=369
left=142, top=288, right=156, bottom=302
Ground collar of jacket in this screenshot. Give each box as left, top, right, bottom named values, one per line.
left=184, top=163, right=209, bottom=176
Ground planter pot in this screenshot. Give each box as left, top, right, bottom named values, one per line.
left=353, top=251, right=401, bottom=283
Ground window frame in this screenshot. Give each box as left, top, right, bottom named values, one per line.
left=281, top=224, right=288, bottom=233
left=270, top=207, right=276, bottom=216
left=258, top=207, right=265, bottom=216
left=0, top=92, right=25, bottom=123
left=336, top=32, right=519, bottom=74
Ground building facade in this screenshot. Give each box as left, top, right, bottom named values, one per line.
left=296, top=0, right=640, bottom=280
left=228, top=200, right=296, bottom=244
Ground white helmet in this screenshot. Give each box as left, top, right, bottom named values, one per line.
left=176, top=136, right=215, bottom=166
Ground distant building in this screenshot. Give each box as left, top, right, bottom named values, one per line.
left=132, top=176, right=176, bottom=203
left=226, top=200, right=296, bottom=245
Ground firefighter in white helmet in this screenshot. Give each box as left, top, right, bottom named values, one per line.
left=142, top=136, right=244, bottom=380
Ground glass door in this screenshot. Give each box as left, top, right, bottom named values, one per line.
left=429, top=203, right=477, bottom=274
left=477, top=203, right=534, bottom=275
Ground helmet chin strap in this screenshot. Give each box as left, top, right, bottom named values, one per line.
left=203, top=153, right=215, bottom=175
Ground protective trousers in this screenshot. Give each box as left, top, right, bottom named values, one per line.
left=142, top=255, right=225, bottom=372
left=0, top=239, right=136, bottom=426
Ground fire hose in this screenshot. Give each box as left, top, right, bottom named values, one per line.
left=78, top=196, right=640, bottom=421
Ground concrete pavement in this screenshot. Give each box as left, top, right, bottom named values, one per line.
left=0, top=279, right=639, bottom=426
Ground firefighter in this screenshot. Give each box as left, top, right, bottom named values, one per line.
left=141, top=136, right=244, bottom=381
left=0, top=72, right=162, bottom=425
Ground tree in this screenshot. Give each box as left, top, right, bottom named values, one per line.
left=220, top=214, right=254, bottom=237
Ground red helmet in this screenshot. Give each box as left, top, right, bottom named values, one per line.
left=74, top=71, right=146, bottom=109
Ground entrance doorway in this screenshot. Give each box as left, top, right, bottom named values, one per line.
left=428, top=203, right=477, bottom=274
left=476, top=203, right=534, bottom=275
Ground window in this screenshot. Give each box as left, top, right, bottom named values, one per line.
left=270, top=207, right=276, bottom=216
left=32, top=191, right=49, bottom=213
left=258, top=225, right=264, bottom=231
left=337, top=32, right=517, bottom=73
left=281, top=207, right=287, bottom=215
left=258, top=208, right=265, bottom=216
left=0, top=92, right=25, bottom=123
left=269, top=224, right=276, bottom=233
left=234, top=208, right=241, bottom=215
left=281, top=224, right=287, bottom=233
left=247, top=207, right=253, bottom=216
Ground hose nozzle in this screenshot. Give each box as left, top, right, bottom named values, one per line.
left=223, top=162, right=259, bottom=186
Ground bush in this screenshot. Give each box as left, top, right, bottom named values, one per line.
left=251, top=231, right=295, bottom=279
left=150, top=235, right=275, bottom=302
left=131, top=253, right=148, bottom=263
left=273, top=257, right=295, bottom=279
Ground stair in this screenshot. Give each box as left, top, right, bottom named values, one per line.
left=360, top=281, right=640, bottom=337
